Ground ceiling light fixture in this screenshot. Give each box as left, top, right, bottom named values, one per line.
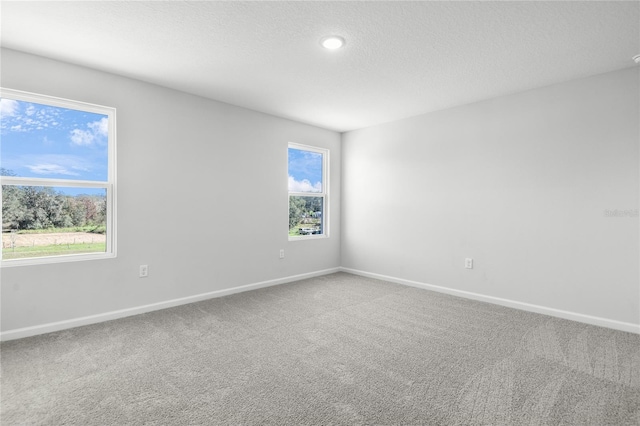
left=320, top=36, right=345, bottom=50
left=634, top=54, right=640, bottom=64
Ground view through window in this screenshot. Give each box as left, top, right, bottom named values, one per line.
left=1, top=89, right=116, bottom=264
left=288, top=143, right=328, bottom=238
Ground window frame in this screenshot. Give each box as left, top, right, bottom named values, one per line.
left=0, top=87, right=117, bottom=266
left=288, top=142, right=329, bottom=241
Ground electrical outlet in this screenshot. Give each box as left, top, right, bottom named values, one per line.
left=139, top=264, right=149, bottom=278
left=465, top=258, right=473, bottom=269
left=279, top=249, right=285, bottom=259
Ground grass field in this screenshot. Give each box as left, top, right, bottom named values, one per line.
left=2, top=242, right=106, bottom=260
left=9, top=225, right=105, bottom=235
left=2, top=229, right=107, bottom=260
left=289, top=227, right=301, bottom=236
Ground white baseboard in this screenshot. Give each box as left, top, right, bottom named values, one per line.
left=4, top=266, right=637, bottom=341
left=340, top=267, right=640, bottom=335
left=0, top=267, right=340, bottom=341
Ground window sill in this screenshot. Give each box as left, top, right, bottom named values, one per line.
left=1, top=252, right=116, bottom=268
left=288, top=234, right=329, bottom=242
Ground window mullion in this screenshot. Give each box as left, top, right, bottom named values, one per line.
left=1, top=177, right=109, bottom=188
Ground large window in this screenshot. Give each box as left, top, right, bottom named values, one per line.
left=1, top=88, right=116, bottom=265
left=288, top=143, right=328, bottom=239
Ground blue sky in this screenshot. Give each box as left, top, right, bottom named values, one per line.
left=288, top=148, right=323, bottom=193
left=1, top=97, right=109, bottom=186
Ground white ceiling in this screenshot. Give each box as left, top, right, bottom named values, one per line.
left=2, top=1, right=639, bottom=132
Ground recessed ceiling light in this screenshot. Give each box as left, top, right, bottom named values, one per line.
left=320, top=36, right=345, bottom=50
left=633, top=54, right=640, bottom=64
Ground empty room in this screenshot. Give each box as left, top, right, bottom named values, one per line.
left=1, top=1, right=639, bottom=425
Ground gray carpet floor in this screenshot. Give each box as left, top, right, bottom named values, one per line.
left=1, top=272, right=639, bottom=425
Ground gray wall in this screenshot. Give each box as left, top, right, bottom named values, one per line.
left=342, top=67, right=639, bottom=326
left=1, top=49, right=341, bottom=333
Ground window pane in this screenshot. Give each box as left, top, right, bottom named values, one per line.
left=0, top=98, right=109, bottom=181
left=2, top=185, right=107, bottom=260
left=289, top=196, right=323, bottom=236
left=288, top=147, right=323, bottom=193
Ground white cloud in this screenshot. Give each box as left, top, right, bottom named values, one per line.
left=288, top=175, right=322, bottom=193
left=70, top=128, right=95, bottom=146
left=88, top=117, right=108, bottom=136
left=70, top=117, right=108, bottom=146
left=0, top=99, right=19, bottom=116
left=1, top=101, right=62, bottom=133
left=27, top=163, right=80, bottom=176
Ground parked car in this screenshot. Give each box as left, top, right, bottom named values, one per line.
left=299, top=227, right=319, bottom=235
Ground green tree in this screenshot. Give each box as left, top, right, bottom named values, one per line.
left=19, top=186, right=56, bottom=229
left=2, top=168, right=107, bottom=232
left=289, top=196, right=307, bottom=229
left=2, top=184, right=25, bottom=230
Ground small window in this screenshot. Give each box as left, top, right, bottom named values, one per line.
left=1, top=88, right=116, bottom=265
left=288, top=143, right=328, bottom=239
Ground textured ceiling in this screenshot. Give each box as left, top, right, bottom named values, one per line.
left=1, top=1, right=639, bottom=132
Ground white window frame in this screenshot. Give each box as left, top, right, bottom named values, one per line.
left=0, top=88, right=117, bottom=266
left=288, top=142, right=329, bottom=241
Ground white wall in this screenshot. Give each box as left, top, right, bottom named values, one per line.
left=1, top=48, right=341, bottom=335
left=342, top=67, right=640, bottom=329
